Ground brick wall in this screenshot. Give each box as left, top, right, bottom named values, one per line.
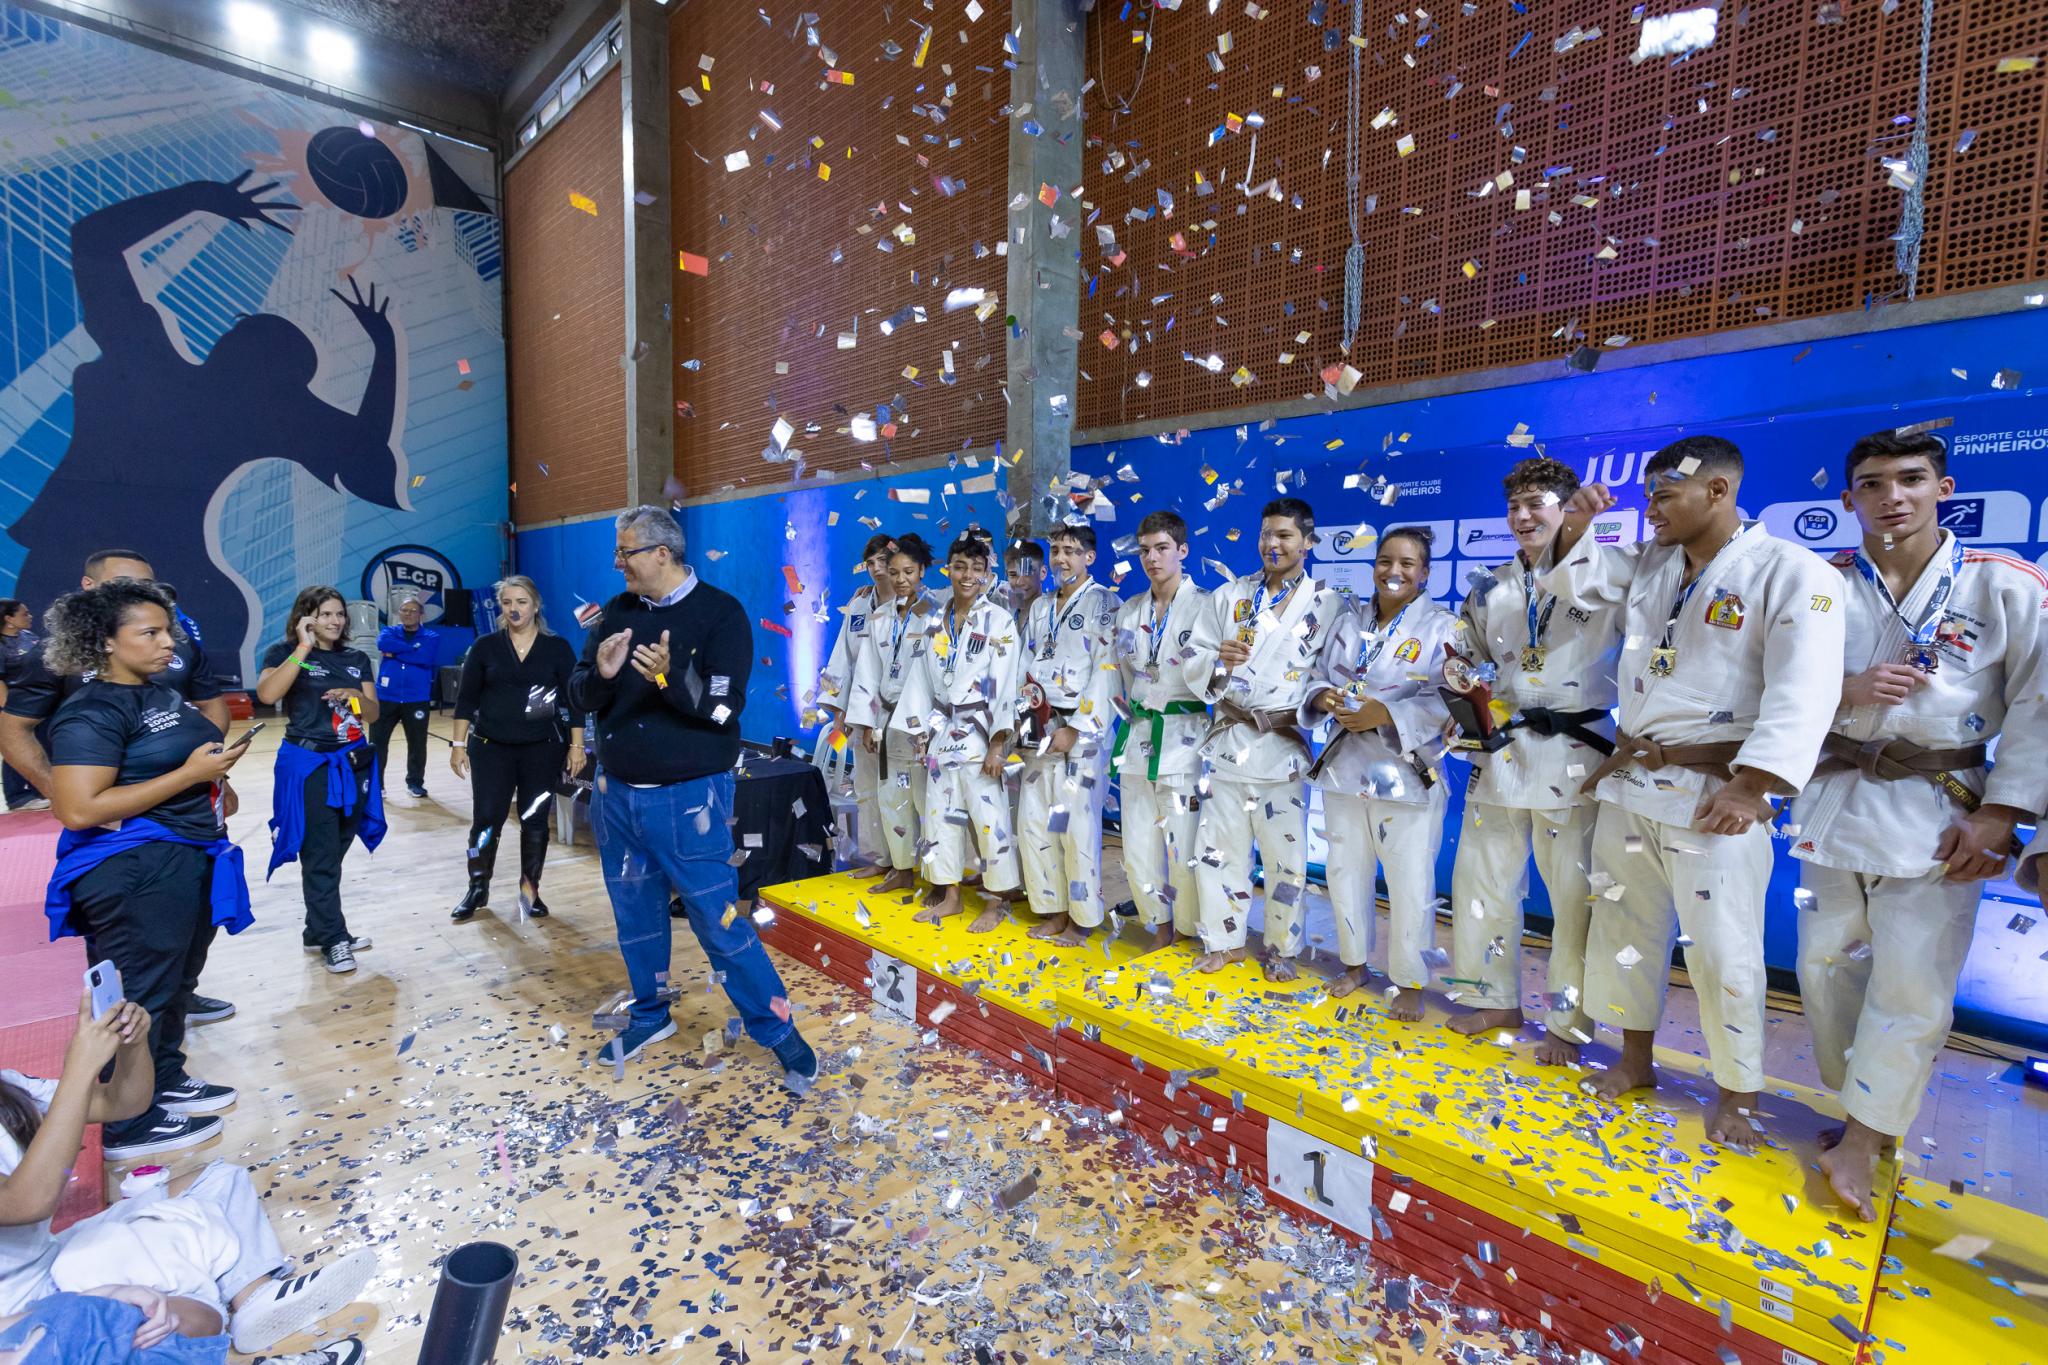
left=506, top=66, right=626, bottom=528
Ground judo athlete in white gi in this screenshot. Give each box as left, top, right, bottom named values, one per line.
left=1017, top=525, right=1121, bottom=944
left=817, top=534, right=897, bottom=872
left=1189, top=497, right=1347, bottom=980
left=893, top=534, right=1025, bottom=932
left=848, top=532, right=939, bottom=898
left=1790, top=428, right=2048, bottom=1219
left=1446, top=458, right=1623, bottom=1060
left=995, top=540, right=1046, bottom=622
left=1302, top=528, right=1461, bottom=1017
left=1111, top=510, right=1211, bottom=949
left=1548, top=436, right=1844, bottom=1149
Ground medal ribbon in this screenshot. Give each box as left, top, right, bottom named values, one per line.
left=1851, top=535, right=1962, bottom=649
left=1655, top=528, right=1744, bottom=657
left=1357, top=595, right=1419, bottom=675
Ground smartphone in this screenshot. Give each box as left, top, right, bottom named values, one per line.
left=86, top=960, right=124, bottom=1019
left=227, top=721, right=267, bottom=750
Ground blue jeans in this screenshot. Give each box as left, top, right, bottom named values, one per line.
left=592, top=770, right=795, bottom=1047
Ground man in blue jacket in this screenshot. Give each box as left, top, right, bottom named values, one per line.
left=372, top=595, right=438, bottom=798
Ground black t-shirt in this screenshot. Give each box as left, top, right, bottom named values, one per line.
left=3, top=634, right=222, bottom=724
left=260, top=643, right=374, bottom=751
left=48, top=680, right=225, bottom=839
left=453, top=631, right=577, bottom=745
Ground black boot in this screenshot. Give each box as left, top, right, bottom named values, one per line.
left=451, top=876, right=489, bottom=922
left=518, top=818, right=551, bottom=918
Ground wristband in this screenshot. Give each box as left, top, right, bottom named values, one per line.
left=450, top=741, right=467, bottom=748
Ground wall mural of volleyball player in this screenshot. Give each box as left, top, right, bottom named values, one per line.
left=6, top=170, right=410, bottom=678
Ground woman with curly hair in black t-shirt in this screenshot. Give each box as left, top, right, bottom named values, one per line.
left=40, top=580, right=250, bottom=1161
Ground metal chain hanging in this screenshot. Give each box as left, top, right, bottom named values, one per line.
left=1893, top=0, right=1935, bottom=299
left=1341, top=0, right=1365, bottom=352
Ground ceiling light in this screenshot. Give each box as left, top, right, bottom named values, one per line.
left=306, top=25, right=357, bottom=71
left=225, top=1, right=279, bottom=45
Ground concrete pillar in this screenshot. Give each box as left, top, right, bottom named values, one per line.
left=1002, top=0, right=1086, bottom=537
left=619, top=0, right=674, bottom=509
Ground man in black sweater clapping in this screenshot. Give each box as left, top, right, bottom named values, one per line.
left=567, top=506, right=818, bottom=1087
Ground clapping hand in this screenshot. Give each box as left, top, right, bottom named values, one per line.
left=630, top=630, right=672, bottom=684
left=595, top=628, right=634, bottom=680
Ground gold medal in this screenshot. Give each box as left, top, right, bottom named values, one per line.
left=1648, top=645, right=1677, bottom=677
left=1519, top=646, right=1547, bottom=674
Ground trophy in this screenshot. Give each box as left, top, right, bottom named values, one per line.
left=1017, top=677, right=1055, bottom=748
left=1439, top=643, right=1511, bottom=753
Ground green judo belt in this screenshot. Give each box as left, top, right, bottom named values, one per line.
left=1113, top=699, right=1208, bottom=783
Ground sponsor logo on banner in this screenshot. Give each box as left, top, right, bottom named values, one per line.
left=1758, top=501, right=1859, bottom=550
left=1456, top=517, right=1519, bottom=555
left=361, top=544, right=461, bottom=623
left=1934, top=490, right=2028, bottom=542
left=1588, top=510, right=1641, bottom=546
left=1315, top=518, right=1456, bottom=561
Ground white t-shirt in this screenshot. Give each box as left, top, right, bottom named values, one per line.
left=0, top=1070, right=61, bottom=1314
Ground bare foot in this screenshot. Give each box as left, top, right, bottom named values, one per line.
left=914, top=889, right=964, bottom=926
left=1263, top=954, right=1301, bottom=983
left=919, top=882, right=946, bottom=906
left=1533, top=1035, right=1582, bottom=1067
left=1446, top=1007, right=1523, bottom=1037
left=1027, top=912, right=1072, bottom=941
left=1387, top=987, right=1425, bottom=1023
left=967, top=906, right=1006, bottom=934
left=1818, top=1124, right=1845, bottom=1151
left=1050, top=924, right=1088, bottom=946
left=1819, top=1120, right=1886, bottom=1221
left=1326, top=966, right=1368, bottom=998
left=868, top=868, right=917, bottom=895
left=1586, top=1056, right=1657, bottom=1100
left=850, top=863, right=887, bottom=879
left=1706, top=1088, right=1762, bottom=1152
left=1195, top=947, right=1248, bottom=974
left=1147, top=924, right=1179, bottom=951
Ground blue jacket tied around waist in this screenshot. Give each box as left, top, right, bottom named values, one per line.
left=45, top=816, right=252, bottom=942
left=268, top=738, right=387, bottom=878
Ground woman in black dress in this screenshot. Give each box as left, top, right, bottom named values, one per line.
left=253, top=586, right=382, bottom=974
left=449, top=576, right=584, bottom=921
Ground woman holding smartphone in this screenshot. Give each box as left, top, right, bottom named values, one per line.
left=448, top=577, right=583, bottom=922
left=40, top=580, right=251, bottom=1162
left=253, top=588, right=384, bottom=976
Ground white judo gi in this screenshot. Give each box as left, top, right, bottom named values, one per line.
left=1017, top=580, right=1121, bottom=927
left=1542, top=522, right=1844, bottom=1091
left=1111, top=577, right=1211, bottom=935
left=819, top=584, right=884, bottom=864
left=1791, top=534, right=2048, bottom=1136
left=1451, top=553, right=1623, bottom=1038
left=1303, top=595, right=1462, bottom=985
left=1189, top=572, right=1347, bottom=954
left=848, top=591, right=937, bottom=874
left=890, top=592, right=1024, bottom=891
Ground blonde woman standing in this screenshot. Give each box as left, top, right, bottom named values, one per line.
left=449, top=577, right=585, bottom=922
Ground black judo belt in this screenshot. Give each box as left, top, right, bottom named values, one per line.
left=1500, top=705, right=1616, bottom=756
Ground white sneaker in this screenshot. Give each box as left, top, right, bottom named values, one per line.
left=231, top=1248, right=378, bottom=1353
left=252, top=1339, right=366, bottom=1365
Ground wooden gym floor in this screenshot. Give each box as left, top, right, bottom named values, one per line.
left=35, top=715, right=2044, bottom=1360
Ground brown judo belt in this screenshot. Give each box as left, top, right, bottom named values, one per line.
left=1577, top=731, right=1745, bottom=795
left=1814, top=733, right=1989, bottom=813
left=1204, top=698, right=1311, bottom=764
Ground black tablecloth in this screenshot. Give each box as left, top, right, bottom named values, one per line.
left=732, top=754, right=832, bottom=901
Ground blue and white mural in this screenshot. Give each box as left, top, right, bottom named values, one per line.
left=0, top=4, right=507, bottom=678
